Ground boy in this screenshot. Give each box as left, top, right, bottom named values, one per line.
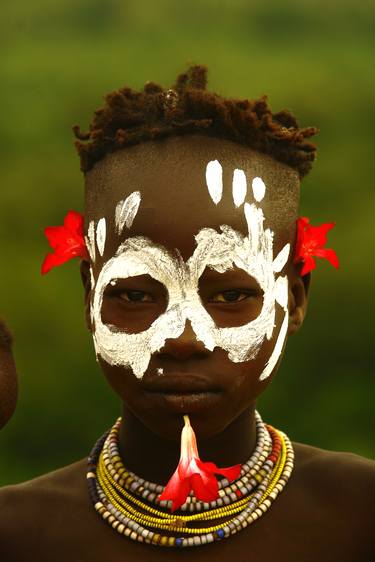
left=0, top=65, right=374, bottom=561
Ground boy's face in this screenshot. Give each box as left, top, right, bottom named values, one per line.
left=83, top=135, right=306, bottom=439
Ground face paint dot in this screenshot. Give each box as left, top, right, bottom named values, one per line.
left=86, top=220, right=96, bottom=263
left=205, top=160, right=223, bottom=205
left=252, top=177, right=266, bottom=202
left=110, top=280, right=117, bottom=286
left=232, top=169, right=247, bottom=207
left=157, top=368, right=164, bottom=376
left=115, top=191, right=141, bottom=234
left=96, top=217, right=106, bottom=256
left=272, top=243, right=290, bottom=273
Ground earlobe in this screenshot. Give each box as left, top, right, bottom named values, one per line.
left=79, top=260, right=93, bottom=331
left=288, top=271, right=310, bottom=335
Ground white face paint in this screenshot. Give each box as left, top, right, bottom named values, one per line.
left=252, top=176, right=266, bottom=202
left=205, top=160, right=223, bottom=205
left=89, top=165, right=290, bottom=382
left=232, top=168, right=247, bottom=208
left=96, top=217, right=106, bottom=257
left=115, top=191, right=141, bottom=234
left=85, top=220, right=96, bottom=263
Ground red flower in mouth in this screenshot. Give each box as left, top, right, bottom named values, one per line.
left=294, top=217, right=339, bottom=276
left=41, top=210, right=89, bottom=275
left=158, top=415, right=241, bottom=512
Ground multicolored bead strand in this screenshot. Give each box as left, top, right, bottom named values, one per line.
left=87, top=411, right=294, bottom=547
left=102, top=410, right=272, bottom=512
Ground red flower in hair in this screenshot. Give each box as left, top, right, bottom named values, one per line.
left=41, top=210, right=89, bottom=275
left=158, top=415, right=241, bottom=512
left=294, top=217, right=339, bottom=276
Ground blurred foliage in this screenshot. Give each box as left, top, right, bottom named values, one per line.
left=0, top=0, right=374, bottom=485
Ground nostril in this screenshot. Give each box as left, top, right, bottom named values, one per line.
left=158, top=342, right=206, bottom=361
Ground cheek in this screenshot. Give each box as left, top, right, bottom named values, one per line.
left=98, top=359, right=138, bottom=399
left=226, top=355, right=271, bottom=400
left=224, top=305, right=287, bottom=392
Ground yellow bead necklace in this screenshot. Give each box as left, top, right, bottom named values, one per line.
left=87, top=413, right=294, bottom=547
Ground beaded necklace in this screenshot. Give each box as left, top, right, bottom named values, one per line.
left=87, top=411, right=294, bottom=548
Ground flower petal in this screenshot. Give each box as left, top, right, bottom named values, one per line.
left=64, top=210, right=85, bottom=232
left=158, top=469, right=191, bottom=512
left=190, top=472, right=218, bottom=502
left=314, top=247, right=339, bottom=269
left=195, top=458, right=241, bottom=481
left=300, top=255, right=316, bottom=276
left=44, top=226, right=70, bottom=250
left=42, top=211, right=89, bottom=275
left=180, top=420, right=199, bottom=461
left=158, top=415, right=243, bottom=512
left=307, top=222, right=335, bottom=248
left=41, top=251, right=74, bottom=275
left=294, top=217, right=339, bottom=276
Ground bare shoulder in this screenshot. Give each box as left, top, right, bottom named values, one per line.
left=293, top=440, right=375, bottom=486
left=0, top=458, right=88, bottom=560
left=0, top=456, right=88, bottom=507
left=293, top=441, right=375, bottom=535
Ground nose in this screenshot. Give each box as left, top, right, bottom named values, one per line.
left=157, top=319, right=210, bottom=361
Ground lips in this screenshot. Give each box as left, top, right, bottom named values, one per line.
left=142, top=374, right=221, bottom=395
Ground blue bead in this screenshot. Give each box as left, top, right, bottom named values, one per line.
left=217, top=529, right=225, bottom=539
left=176, top=538, right=183, bottom=547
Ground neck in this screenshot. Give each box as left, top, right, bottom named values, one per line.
left=118, top=404, right=258, bottom=485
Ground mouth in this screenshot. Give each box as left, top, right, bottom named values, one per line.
left=142, top=373, right=220, bottom=394
left=144, top=391, right=222, bottom=414
left=142, top=374, right=222, bottom=413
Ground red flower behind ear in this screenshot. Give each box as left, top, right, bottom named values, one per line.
left=294, top=217, right=339, bottom=276
left=41, top=211, right=89, bottom=275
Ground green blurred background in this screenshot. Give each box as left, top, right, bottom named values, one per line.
left=1, top=0, right=374, bottom=485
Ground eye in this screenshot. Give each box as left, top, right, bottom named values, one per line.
left=101, top=276, right=168, bottom=334
left=209, top=289, right=256, bottom=304
left=116, top=290, right=154, bottom=303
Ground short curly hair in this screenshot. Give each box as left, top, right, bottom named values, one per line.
left=73, top=64, right=318, bottom=178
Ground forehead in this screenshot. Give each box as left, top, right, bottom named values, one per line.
left=84, top=135, right=299, bottom=259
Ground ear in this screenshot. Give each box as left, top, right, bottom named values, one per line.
left=80, top=260, right=92, bottom=331
left=288, top=269, right=310, bottom=335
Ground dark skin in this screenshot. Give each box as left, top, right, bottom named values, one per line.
left=0, top=319, right=17, bottom=430
left=0, top=136, right=374, bottom=562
